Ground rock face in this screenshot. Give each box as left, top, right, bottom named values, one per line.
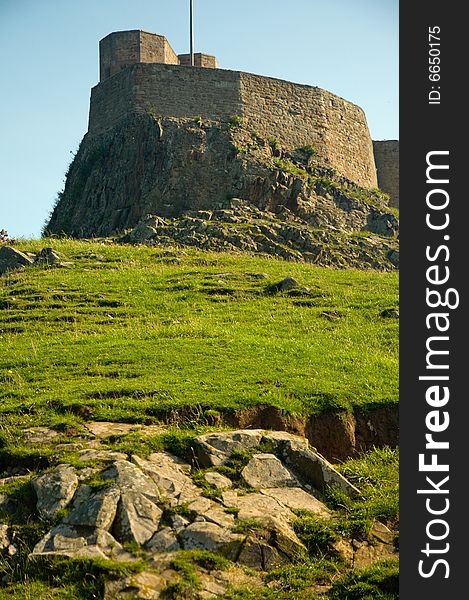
left=45, top=115, right=398, bottom=270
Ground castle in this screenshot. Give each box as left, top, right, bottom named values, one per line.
left=46, top=30, right=399, bottom=239
left=89, top=30, right=398, bottom=205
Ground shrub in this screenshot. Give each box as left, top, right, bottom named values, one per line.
left=228, top=115, right=243, bottom=129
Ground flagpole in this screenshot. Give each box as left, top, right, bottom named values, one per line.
left=190, top=0, right=194, bottom=66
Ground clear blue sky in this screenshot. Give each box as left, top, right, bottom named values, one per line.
left=0, top=0, right=398, bottom=238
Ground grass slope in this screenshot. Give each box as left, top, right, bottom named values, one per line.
left=1, top=239, right=398, bottom=433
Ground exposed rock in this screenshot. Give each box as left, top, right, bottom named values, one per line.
left=241, top=453, right=298, bottom=488
left=99, top=460, right=162, bottom=544
left=170, top=514, right=191, bottom=532
left=194, top=430, right=264, bottom=467
left=0, top=246, right=33, bottom=275
left=0, top=525, right=11, bottom=553
left=353, top=540, right=398, bottom=568
left=64, top=484, right=120, bottom=530
left=131, top=453, right=197, bottom=502
left=332, top=539, right=354, bottom=564
left=225, top=492, right=295, bottom=523
left=121, top=214, right=168, bottom=245
left=0, top=493, right=17, bottom=514
left=145, top=528, right=180, bottom=553
left=32, top=522, right=129, bottom=560
left=179, top=521, right=244, bottom=553
left=187, top=496, right=212, bottom=516
left=104, top=571, right=169, bottom=599
left=203, top=471, right=233, bottom=490
left=261, top=430, right=309, bottom=452
left=79, top=449, right=128, bottom=462
left=113, top=491, right=162, bottom=545
left=202, top=506, right=236, bottom=529
left=237, top=538, right=284, bottom=571
left=103, top=460, right=160, bottom=502
left=252, top=515, right=307, bottom=561
left=370, top=520, right=395, bottom=545
left=277, top=276, right=300, bottom=291
left=22, top=427, right=60, bottom=445
left=277, top=441, right=360, bottom=498
left=260, top=487, right=331, bottom=517
left=32, top=464, right=79, bottom=519
left=84, top=422, right=141, bottom=438
left=265, top=516, right=307, bottom=561
left=198, top=567, right=264, bottom=598
left=34, top=247, right=62, bottom=265
left=46, top=115, right=398, bottom=271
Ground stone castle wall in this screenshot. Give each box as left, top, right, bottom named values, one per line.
left=373, top=140, right=399, bottom=208
left=88, top=64, right=378, bottom=189
left=239, top=73, right=377, bottom=189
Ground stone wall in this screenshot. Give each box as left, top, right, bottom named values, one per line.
left=373, top=140, right=399, bottom=208
left=88, top=64, right=377, bottom=188
left=178, top=53, right=218, bottom=68
left=99, top=31, right=179, bottom=82
left=89, top=64, right=243, bottom=134
left=239, top=73, right=377, bottom=188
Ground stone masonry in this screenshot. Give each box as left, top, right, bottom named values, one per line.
left=89, top=30, right=378, bottom=189
left=373, top=140, right=399, bottom=208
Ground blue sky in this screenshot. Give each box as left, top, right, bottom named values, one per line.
left=0, top=0, right=398, bottom=238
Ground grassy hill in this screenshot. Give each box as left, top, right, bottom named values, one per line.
left=1, top=239, right=398, bottom=426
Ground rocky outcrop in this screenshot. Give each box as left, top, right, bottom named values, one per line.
left=0, top=429, right=399, bottom=597
left=28, top=430, right=363, bottom=566
left=118, top=199, right=399, bottom=270
left=45, top=115, right=398, bottom=270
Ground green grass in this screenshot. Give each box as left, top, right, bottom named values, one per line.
left=0, top=239, right=398, bottom=439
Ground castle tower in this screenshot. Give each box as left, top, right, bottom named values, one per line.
left=100, top=30, right=179, bottom=81
left=99, top=30, right=218, bottom=82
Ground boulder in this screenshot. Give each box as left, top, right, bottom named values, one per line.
left=103, top=460, right=160, bottom=503
left=276, top=442, right=360, bottom=498
left=277, top=276, right=300, bottom=291
left=64, top=484, right=120, bottom=530
left=224, top=492, right=295, bottom=522
left=32, top=524, right=127, bottom=560
left=236, top=538, right=284, bottom=571
left=203, top=471, right=233, bottom=490
left=34, top=247, right=62, bottom=265
left=32, top=464, right=79, bottom=519
left=101, top=460, right=162, bottom=545
left=145, top=528, right=180, bottom=553
left=193, top=430, right=264, bottom=467
left=0, top=246, right=33, bottom=275
left=113, top=491, right=162, bottom=545
left=202, top=506, right=236, bottom=529
left=0, top=492, right=17, bottom=514
left=241, top=453, right=298, bottom=488
left=179, top=522, right=244, bottom=553
left=79, top=449, right=128, bottom=463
